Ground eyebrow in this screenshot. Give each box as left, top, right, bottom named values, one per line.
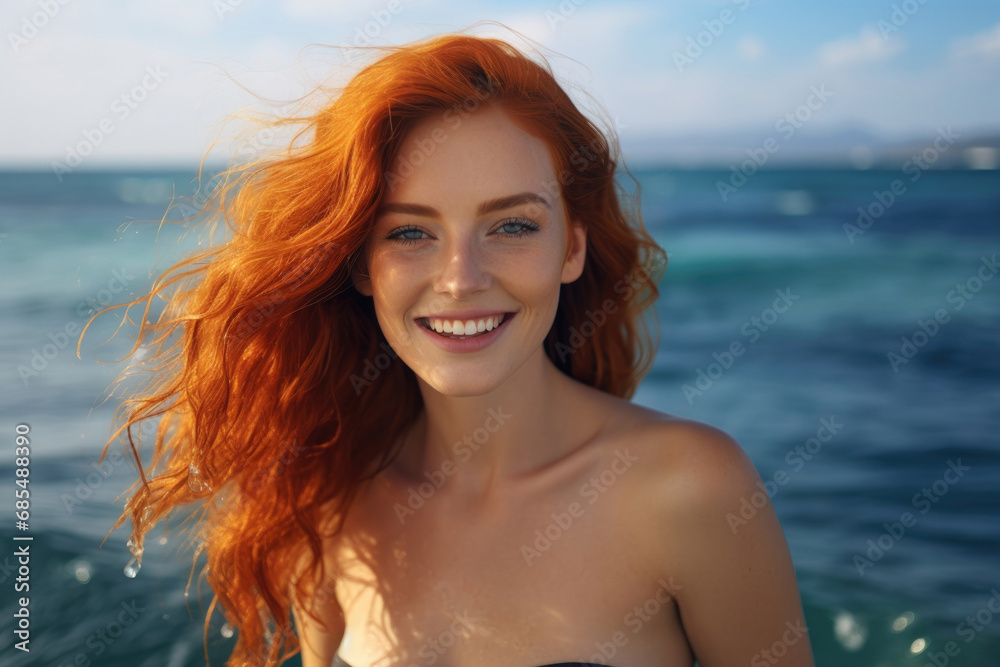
left=376, top=192, right=551, bottom=218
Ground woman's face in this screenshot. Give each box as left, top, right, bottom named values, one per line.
left=353, top=104, right=586, bottom=397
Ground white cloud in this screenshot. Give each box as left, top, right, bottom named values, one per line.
left=951, top=22, right=1000, bottom=59
left=281, top=0, right=438, bottom=24
left=818, top=27, right=904, bottom=68
left=282, top=0, right=394, bottom=21
left=460, top=4, right=654, bottom=130
left=1, top=1, right=997, bottom=166
left=117, top=0, right=226, bottom=37
left=474, top=3, right=651, bottom=53
left=0, top=20, right=305, bottom=166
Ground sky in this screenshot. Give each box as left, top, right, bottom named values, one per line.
left=1, top=0, right=998, bottom=168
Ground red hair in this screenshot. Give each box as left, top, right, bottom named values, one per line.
left=84, top=26, right=666, bottom=666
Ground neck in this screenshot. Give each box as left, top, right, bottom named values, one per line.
left=394, top=348, right=597, bottom=503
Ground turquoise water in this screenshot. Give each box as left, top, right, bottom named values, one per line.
left=1, top=167, right=998, bottom=665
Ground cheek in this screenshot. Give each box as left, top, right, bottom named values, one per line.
left=369, top=251, right=421, bottom=294
left=369, top=244, right=431, bottom=275
left=368, top=257, right=419, bottom=319
left=367, top=241, right=566, bottom=304
left=500, top=248, right=566, bottom=304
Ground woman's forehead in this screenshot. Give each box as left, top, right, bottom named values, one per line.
left=387, top=106, right=559, bottom=188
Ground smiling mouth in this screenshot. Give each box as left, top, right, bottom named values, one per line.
left=417, top=313, right=513, bottom=339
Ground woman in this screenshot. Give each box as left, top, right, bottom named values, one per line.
left=93, top=27, right=814, bottom=667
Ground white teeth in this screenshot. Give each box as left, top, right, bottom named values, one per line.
left=425, top=313, right=506, bottom=336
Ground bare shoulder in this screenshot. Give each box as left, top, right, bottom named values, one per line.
left=573, top=379, right=772, bottom=543
left=595, top=402, right=815, bottom=665
left=586, top=389, right=756, bottom=501
left=627, top=414, right=758, bottom=506
left=589, top=396, right=766, bottom=554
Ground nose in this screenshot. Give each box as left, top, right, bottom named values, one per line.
left=433, top=236, right=492, bottom=299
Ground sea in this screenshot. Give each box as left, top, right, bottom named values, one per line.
left=0, top=166, right=998, bottom=666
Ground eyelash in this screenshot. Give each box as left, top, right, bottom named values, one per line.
left=385, top=218, right=540, bottom=246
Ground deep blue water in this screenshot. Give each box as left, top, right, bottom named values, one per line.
left=1, top=167, right=998, bottom=666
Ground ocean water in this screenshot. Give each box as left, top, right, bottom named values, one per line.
left=0, top=166, right=998, bottom=666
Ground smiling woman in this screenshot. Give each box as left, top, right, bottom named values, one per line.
left=85, top=23, right=813, bottom=667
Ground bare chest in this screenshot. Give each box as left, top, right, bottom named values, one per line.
left=330, top=445, right=692, bottom=666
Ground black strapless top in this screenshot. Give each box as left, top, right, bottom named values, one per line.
left=333, top=654, right=613, bottom=667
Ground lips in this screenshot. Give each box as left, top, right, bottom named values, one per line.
left=414, top=310, right=516, bottom=352
left=418, top=312, right=511, bottom=337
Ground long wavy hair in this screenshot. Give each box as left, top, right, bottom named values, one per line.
left=84, top=25, right=667, bottom=667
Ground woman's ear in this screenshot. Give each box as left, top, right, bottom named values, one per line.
left=560, top=220, right=587, bottom=284
left=351, top=255, right=373, bottom=297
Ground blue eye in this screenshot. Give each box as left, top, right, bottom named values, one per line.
left=385, top=218, right=540, bottom=246
left=385, top=225, right=427, bottom=246
left=495, top=218, right=540, bottom=238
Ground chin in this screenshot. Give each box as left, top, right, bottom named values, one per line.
left=418, top=368, right=506, bottom=398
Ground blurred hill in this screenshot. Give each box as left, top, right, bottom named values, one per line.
left=621, top=124, right=1000, bottom=170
